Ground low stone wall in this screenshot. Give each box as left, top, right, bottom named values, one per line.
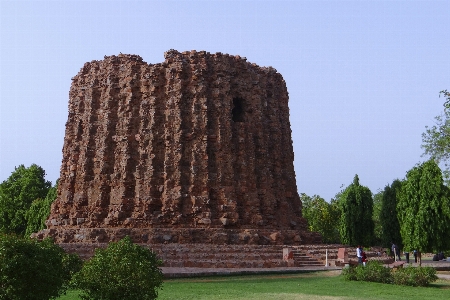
left=60, top=243, right=291, bottom=268
left=58, top=242, right=396, bottom=269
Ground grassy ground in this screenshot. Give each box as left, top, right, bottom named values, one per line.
left=58, top=270, right=450, bottom=300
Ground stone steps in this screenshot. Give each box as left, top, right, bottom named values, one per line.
left=290, top=245, right=391, bottom=266
left=291, top=250, right=325, bottom=267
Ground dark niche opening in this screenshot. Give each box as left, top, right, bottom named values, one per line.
left=232, top=97, right=245, bottom=122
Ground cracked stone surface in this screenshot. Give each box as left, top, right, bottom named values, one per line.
left=39, top=50, right=321, bottom=245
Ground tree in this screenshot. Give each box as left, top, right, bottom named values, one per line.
left=338, top=175, right=374, bottom=246
left=422, top=90, right=450, bottom=183
left=328, top=198, right=342, bottom=243
left=0, top=234, right=79, bottom=299
left=397, top=159, right=450, bottom=262
left=0, top=164, right=51, bottom=235
left=379, top=180, right=403, bottom=249
left=372, top=190, right=383, bottom=245
left=25, top=180, right=58, bottom=237
left=300, top=193, right=340, bottom=243
left=72, top=236, right=164, bottom=300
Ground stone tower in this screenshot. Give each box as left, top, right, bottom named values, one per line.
left=41, top=50, right=320, bottom=245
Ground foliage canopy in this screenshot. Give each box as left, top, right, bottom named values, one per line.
left=300, top=193, right=340, bottom=243
left=379, top=179, right=403, bottom=249
left=338, top=175, right=374, bottom=246
left=372, top=190, right=383, bottom=245
left=25, top=181, right=58, bottom=237
left=422, top=90, right=450, bottom=182
left=397, top=159, right=450, bottom=253
left=0, top=164, right=51, bottom=235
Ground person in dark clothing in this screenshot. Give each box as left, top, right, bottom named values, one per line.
left=362, top=250, right=367, bottom=266
left=396, top=247, right=401, bottom=261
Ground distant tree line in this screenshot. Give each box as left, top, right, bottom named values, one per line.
left=301, top=91, right=450, bottom=259
left=302, top=160, right=450, bottom=254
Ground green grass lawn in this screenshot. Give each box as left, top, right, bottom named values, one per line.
left=58, top=271, right=450, bottom=300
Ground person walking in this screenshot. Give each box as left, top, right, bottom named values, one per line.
left=396, top=246, right=401, bottom=261
left=391, top=243, right=397, bottom=261
left=362, top=250, right=367, bottom=266
left=356, top=245, right=363, bottom=265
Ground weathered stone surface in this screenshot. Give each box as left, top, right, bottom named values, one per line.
left=55, top=243, right=351, bottom=268
left=42, top=50, right=320, bottom=245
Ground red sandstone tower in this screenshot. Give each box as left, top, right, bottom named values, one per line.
left=41, top=50, right=320, bottom=245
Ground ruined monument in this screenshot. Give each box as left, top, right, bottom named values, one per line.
left=40, top=50, right=321, bottom=246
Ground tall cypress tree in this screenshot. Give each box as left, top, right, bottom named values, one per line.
left=338, top=175, right=374, bottom=246
left=398, top=160, right=450, bottom=258
left=380, top=179, right=402, bottom=249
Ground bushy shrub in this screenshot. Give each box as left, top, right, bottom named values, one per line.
left=356, top=261, right=392, bottom=283
left=341, top=264, right=358, bottom=281
left=392, top=266, right=438, bottom=287
left=342, top=261, right=392, bottom=283
left=0, top=234, right=75, bottom=299
left=342, top=261, right=439, bottom=287
left=71, top=236, right=163, bottom=300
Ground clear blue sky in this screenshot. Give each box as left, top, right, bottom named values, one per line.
left=1, top=0, right=449, bottom=201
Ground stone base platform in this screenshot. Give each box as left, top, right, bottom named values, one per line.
left=58, top=242, right=327, bottom=268
left=35, top=227, right=322, bottom=245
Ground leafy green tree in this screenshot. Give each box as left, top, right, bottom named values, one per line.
left=72, top=236, right=164, bottom=300
left=25, top=180, right=58, bottom=237
left=379, top=180, right=403, bottom=249
left=0, top=164, right=51, bottom=235
left=327, top=198, right=341, bottom=243
left=372, top=190, right=383, bottom=245
left=301, top=193, right=340, bottom=243
left=338, top=175, right=374, bottom=246
left=0, top=234, right=77, bottom=299
left=422, top=90, right=450, bottom=183
left=397, top=160, right=450, bottom=261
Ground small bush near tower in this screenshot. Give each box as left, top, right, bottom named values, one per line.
left=71, top=236, right=163, bottom=300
